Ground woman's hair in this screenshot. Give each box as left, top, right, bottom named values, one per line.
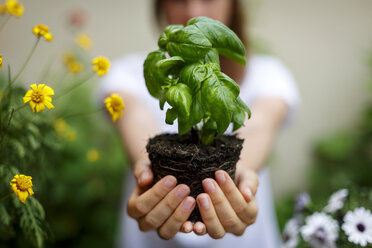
left=154, top=0, right=249, bottom=51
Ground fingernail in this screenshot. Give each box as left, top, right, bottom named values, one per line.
left=243, top=186, right=253, bottom=202
left=175, top=186, right=189, bottom=199
left=182, top=197, right=195, bottom=211
left=164, top=176, right=176, bottom=189
left=204, top=179, right=215, bottom=193
left=198, top=195, right=209, bottom=209
left=139, top=171, right=149, bottom=184
left=215, top=171, right=226, bottom=184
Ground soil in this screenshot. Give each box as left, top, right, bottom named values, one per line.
left=146, top=132, right=243, bottom=223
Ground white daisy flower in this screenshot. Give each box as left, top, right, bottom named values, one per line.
left=342, top=207, right=372, bottom=247
left=282, top=218, right=299, bottom=248
left=301, top=212, right=339, bottom=248
left=324, top=189, right=348, bottom=213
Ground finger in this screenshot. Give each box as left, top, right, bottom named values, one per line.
left=235, top=168, right=259, bottom=195
left=193, top=221, right=207, bottom=235
left=133, top=159, right=154, bottom=187
left=138, top=184, right=190, bottom=231
left=196, top=193, right=226, bottom=239
left=127, top=175, right=177, bottom=219
left=203, top=178, right=246, bottom=235
left=157, top=196, right=196, bottom=240
left=180, top=221, right=193, bottom=233
left=215, top=170, right=256, bottom=227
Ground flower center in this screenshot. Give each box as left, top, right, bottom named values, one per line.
left=112, top=99, right=122, bottom=111
left=16, top=177, right=32, bottom=191
left=282, top=233, right=290, bottom=243
left=31, top=91, right=43, bottom=103
left=357, top=223, right=366, bottom=232
left=315, top=227, right=327, bottom=244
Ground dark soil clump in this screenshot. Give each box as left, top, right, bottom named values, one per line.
left=146, top=133, right=243, bottom=223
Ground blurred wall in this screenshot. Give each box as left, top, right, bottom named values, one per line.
left=1, top=0, right=372, bottom=197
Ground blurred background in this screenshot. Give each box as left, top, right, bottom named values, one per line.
left=1, top=0, right=372, bottom=247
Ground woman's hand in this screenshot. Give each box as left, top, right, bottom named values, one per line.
left=187, top=167, right=259, bottom=239
left=127, top=159, right=196, bottom=240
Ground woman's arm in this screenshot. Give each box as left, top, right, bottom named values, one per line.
left=191, top=97, right=288, bottom=237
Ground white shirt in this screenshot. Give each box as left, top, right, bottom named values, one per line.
left=99, top=52, right=300, bottom=248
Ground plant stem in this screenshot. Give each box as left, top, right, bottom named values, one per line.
left=0, top=16, right=10, bottom=33
left=54, top=72, right=95, bottom=101
left=10, top=38, right=40, bottom=85
left=0, top=193, right=10, bottom=202
left=0, top=107, right=14, bottom=148
left=60, top=107, right=104, bottom=119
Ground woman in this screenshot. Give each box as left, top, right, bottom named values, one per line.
left=99, top=0, right=300, bottom=247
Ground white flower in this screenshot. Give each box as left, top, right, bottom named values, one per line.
left=324, top=189, right=348, bottom=213
left=342, top=207, right=372, bottom=247
left=282, top=218, right=299, bottom=248
left=301, top=212, right=339, bottom=248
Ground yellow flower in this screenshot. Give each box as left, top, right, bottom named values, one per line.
left=0, top=3, right=8, bottom=14
left=10, top=174, right=34, bottom=204
left=53, top=118, right=68, bottom=134
left=6, top=0, right=23, bottom=17
left=68, top=61, right=83, bottom=74
left=62, top=52, right=75, bottom=65
left=0, top=54, right=2, bottom=68
left=32, top=24, right=53, bottom=41
left=65, top=130, right=76, bottom=141
left=86, top=149, right=100, bottom=162
left=76, top=33, right=93, bottom=51
left=23, top=84, right=55, bottom=112
left=92, top=56, right=110, bottom=76
left=104, top=93, right=125, bottom=122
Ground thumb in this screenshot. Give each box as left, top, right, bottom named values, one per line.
left=133, top=158, right=153, bottom=187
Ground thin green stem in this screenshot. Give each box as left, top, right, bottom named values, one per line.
left=0, top=107, right=14, bottom=146
left=10, top=38, right=40, bottom=85
left=0, top=16, right=10, bottom=33
left=0, top=193, right=10, bottom=202
left=54, top=72, right=95, bottom=101
left=59, top=107, right=105, bottom=119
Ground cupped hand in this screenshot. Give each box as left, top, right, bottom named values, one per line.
left=187, top=167, right=259, bottom=239
left=127, top=159, right=196, bottom=240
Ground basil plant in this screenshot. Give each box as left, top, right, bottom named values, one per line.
left=144, top=17, right=251, bottom=145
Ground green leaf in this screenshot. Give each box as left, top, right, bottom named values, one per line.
left=232, top=96, right=251, bottom=131
left=236, top=96, right=251, bottom=118
left=166, top=83, right=192, bottom=118
left=204, top=48, right=220, bottom=67
left=166, top=25, right=212, bottom=62
left=180, top=63, right=211, bottom=94
left=156, top=56, right=185, bottom=76
left=158, top=24, right=184, bottom=48
left=178, top=117, right=192, bottom=135
left=201, top=71, right=240, bottom=134
left=165, top=108, right=178, bottom=125
left=143, top=50, right=166, bottom=99
left=10, top=139, right=26, bottom=158
left=189, top=91, right=205, bottom=126
left=0, top=204, right=10, bottom=226
left=187, top=16, right=246, bottom=65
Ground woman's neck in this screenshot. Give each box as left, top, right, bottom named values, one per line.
left=220, top=56, right=246, bottom=86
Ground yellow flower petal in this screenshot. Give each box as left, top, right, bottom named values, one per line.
left=44, top=100, right=54, bottom=109
left=30, top=84, right=38, bottom=91
left=36, top=103, right=45, bottom=112
left=18, top=191, right=28, bottom=203
left=29, top=101, right=36, bottom=112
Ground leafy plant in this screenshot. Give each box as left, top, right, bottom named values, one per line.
left=143, top=17, right=251, bottom=144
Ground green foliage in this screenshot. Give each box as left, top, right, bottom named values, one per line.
left=143, top=16, right=251, bottom=144
left=0, top=74, right=126, bottom=247
left=276, top=54, right=372, bottom=247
